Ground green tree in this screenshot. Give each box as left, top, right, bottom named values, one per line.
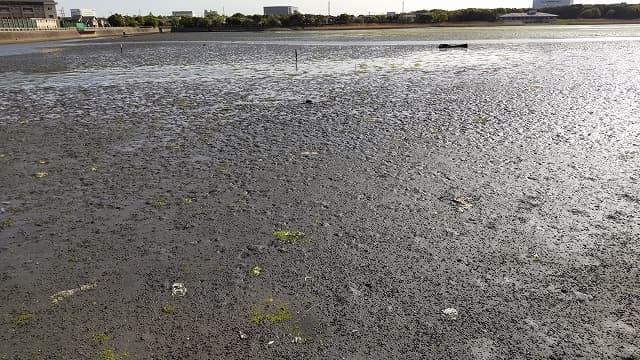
left=107, top=13, right=125, bottom=27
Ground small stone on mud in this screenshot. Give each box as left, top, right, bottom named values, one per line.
left=172, top=283, right=187, bottom=297
left=239, top=331, right=249, bottom=339
left=305, top=99, right=313, bottom=104
left=443, top=307, right=459, bottom=320
left=574, top=291, right=593, bottom=302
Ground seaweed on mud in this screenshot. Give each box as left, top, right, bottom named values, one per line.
left=176, top=100, right=192, bottom=108
left=92, top=333, right=112, bottom=344
left=161, top=304, right=175, bottom=314
left=249, top=299, right=291, bottom=324
left=249, top=265, right=263, bottom=276
left=273, top=231, right=306, bottom=243
left=33, top=172, right=48, bottom=178
left=181, top=198, right=192, bottom=205
left=1, top=217, right=14, bottom=229
left=152, top=200, right=168, bottom=208
left=13, top=313, right=34, bottom=325
left=99, top=349, right=129, bottom=360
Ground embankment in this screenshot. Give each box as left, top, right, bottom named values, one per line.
left=0, top=27, right=162, bottom=45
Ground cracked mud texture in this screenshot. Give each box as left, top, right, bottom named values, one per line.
left=1, top=27, right=639, bottom=359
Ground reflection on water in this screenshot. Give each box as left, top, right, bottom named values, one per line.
left=1, top=24, right=640, bottom=90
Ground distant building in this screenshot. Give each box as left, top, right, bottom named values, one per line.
left=0, top=0, right=58, bottom=20
left=386, top=12, right=396, bottom=17
left=172, top=11, right=193, bottom=17
left=263, top=6, right=298, bottom=16
left=70, top=8, right=96, bottom=17
left=204, top=9, right=219, bottom=17
left=500, top=10, right=558, bottom=23
left=532, top=0, right=573, bottom=9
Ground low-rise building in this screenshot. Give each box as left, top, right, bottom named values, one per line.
left=70, top=8, right=96, bottom=17
left=500, top=10, right=558, bottom=23
left=264, top=6, right=298, bottom=16
left=0, top=0, right=57, bottom=20
left=172, top=11, right=193, bottom=17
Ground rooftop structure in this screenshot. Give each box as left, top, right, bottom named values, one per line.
left=263, top=6, right=298, bottom=16
left=500, top=10, right=558, bottom=23
left=0, top=0, right=57, bottom=20
left=172, top=11, right=193, bottom=17
left=70, top=8, right=95, bottom=17
left=533, top=0, right=573, bottom=9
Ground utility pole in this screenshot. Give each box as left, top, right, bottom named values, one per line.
left=328, top=1, right=330, bottom=16
left=402, top=1, right=405, bottom=14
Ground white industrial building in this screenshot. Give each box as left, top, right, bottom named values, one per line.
left=70, top=8, right=96, bottom=17
left=264, top=6, right=298, bottom=15
left=533, top=0, right=573, bottom=9
left=172, top=11, right=193, bottom=17
left=500, top=10, right=558, bottom=23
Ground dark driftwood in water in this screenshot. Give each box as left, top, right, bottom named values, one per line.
left=438, top=44, right=468, bottom=49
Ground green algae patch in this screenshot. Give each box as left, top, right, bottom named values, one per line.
left=1, top=217, right=14, bottom=229
left=176, top=100, right=192, bottom=108
left=273, top=231, right=305, bottom=243
left=13, top=313, right=34, bottom=326
left=152, top=200, right=168, bottom=208
left=99, top=349, right=129, bottom=360
left=249, top=300, right=291, bottom=324
left=92, top=333, right=112, bottom=344
left=249, top=265, right=263, bottom=276
left=161, top=304, right=175, bottom=315
left=181, top=197, right=193, bottom=205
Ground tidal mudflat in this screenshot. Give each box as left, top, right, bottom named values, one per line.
left=1, top=26, right=639, bottom=359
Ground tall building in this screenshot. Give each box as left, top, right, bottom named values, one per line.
left=264, top=6, right=299, bottom=16
left=532, top=0, right=573, bottom=9
left=70, top=8, right=96, bottom=17
left=0, top=0, right=58, bottom=19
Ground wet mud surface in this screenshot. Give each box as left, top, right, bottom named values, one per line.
left=1, top=27, right=639, bottom=359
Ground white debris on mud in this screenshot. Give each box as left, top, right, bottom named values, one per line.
left=50, top=282, right=97, bottom=305
left=172, top=283, right=187, bottom=297
left=443, top=308, right=459, bottom=320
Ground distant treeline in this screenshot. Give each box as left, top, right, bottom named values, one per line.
left=106, top=3, right=640, bottom=29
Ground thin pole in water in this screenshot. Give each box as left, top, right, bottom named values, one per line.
left=295, top=49, right=298, bottom=72
left=120, top=43, right=123, bottom=54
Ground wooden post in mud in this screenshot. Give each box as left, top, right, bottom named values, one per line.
left=120, top=43, right=123, bottom=54
left=295, top=49, right=298, bottom=72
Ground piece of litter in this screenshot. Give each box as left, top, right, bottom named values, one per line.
left=292, top=336, right=303, bottom=343
left=267, top=341, right=275, bottom=345
left=532, top=254, right=540, bottom=262
left=172, top=283, right=187, bottom=297
left=239, top=331, right=249, bottom=339
left=50, top=282, right=97, bottom=305
left=451, top=196, right=473, bottom=212
left=34, top=172, right=48, bottom=178
left=442, top=307, right=459, bottom=320
left=301, top=151, right=319, bottom=156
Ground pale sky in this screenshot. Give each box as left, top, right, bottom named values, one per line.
left=55, top=0, right=625, bottom=17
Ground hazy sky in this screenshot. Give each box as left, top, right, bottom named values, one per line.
left=55, top=0, right=624, bottom=17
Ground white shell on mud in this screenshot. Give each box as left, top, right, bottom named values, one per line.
left=171, top=283, right=187, bottom=297
left=442, top=307, right=459, bottom=320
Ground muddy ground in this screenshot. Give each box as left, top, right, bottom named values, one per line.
left=0, top=30, right=639, bottom=359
